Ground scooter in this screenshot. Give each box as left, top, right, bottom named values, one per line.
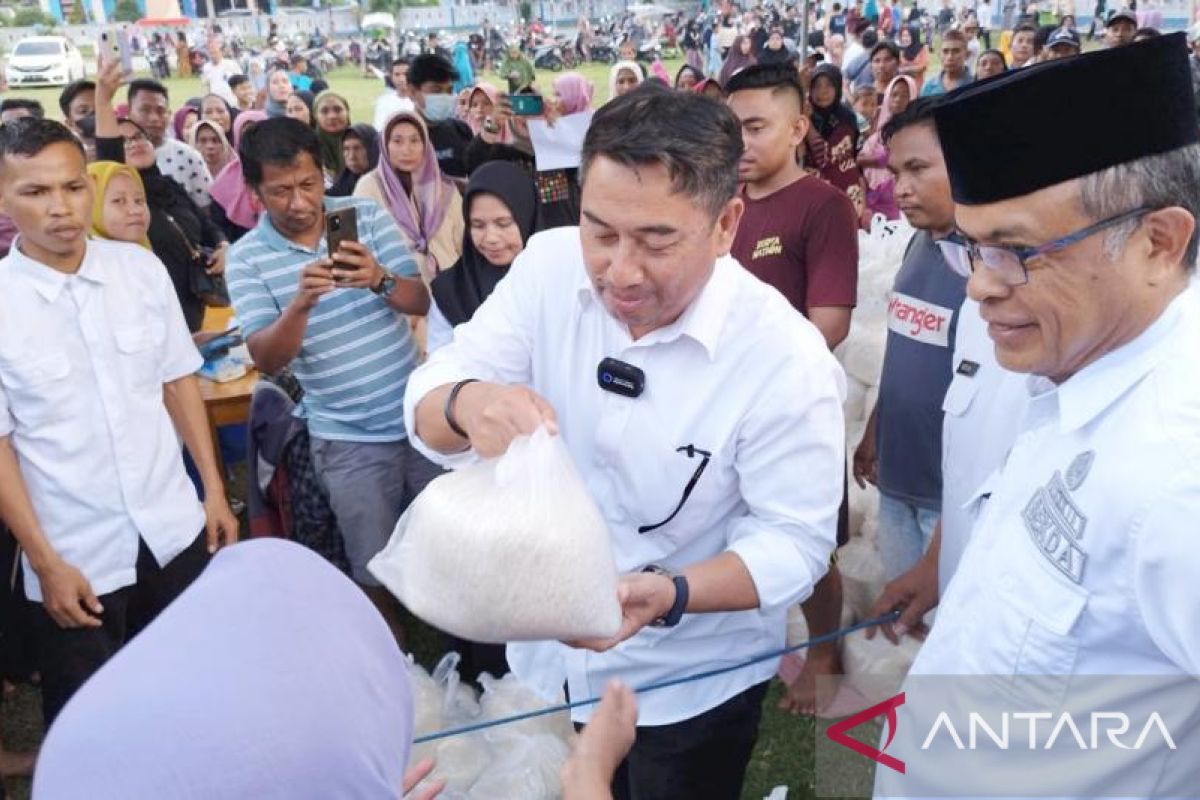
left=588, top=34, right=618, bottom=63
left=532, top=40, right=564, bottom=71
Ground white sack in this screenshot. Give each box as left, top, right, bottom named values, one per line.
left=369, top=427, right=622, bottom=643
left=838, top=537, right=887, bottom=622
left=840, top=628, right=922, bottom=684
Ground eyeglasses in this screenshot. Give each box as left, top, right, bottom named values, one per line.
left=941, top=206, right=1154, bottom=286
left=639, top=444, right=711, bottom=535
left=122, top=131, right=150, bottom=145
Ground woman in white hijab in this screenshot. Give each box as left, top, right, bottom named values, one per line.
left=33, top=539, right=442, bottom=800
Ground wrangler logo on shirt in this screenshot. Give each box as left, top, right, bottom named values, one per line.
left=886, top=292, right=953, bottom=347
left=751, top=236, right=783, bottom=260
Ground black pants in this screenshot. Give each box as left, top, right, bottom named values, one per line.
left=30, top=533, right=210, bottom=727
left=595, top=681, right=769, bottom=800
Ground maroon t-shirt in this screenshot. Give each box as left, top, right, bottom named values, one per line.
left=729, top=174, right=859, bottom=316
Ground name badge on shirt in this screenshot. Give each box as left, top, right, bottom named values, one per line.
left=887, top=291, right=954, bottom=348
left=956, top=359, right=980, bottom=377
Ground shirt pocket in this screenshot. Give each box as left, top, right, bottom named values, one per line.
left=1, top=352, right=73, bottom=427
left=114, top=323, right=165, bottom=392
left=941, top=371, right=981, bottom=418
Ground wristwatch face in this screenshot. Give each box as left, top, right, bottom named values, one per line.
left=376, top=274, right=395, bottom=295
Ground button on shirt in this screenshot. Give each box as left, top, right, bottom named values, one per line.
left=156, top=138, right=212, bottom=209
left=0, top=240, right=205, bottom=601
left=403, top=227, right=846, bottom=725
left=226, top=196, right=421, bottom=442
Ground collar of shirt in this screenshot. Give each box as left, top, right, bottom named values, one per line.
left=572, top=254, right=735, bottom=361
left=255, top=197, right=347, bottom=255
left=1024, top=283, right=1197, bottom=434
left=8, top=236, right=107, bottom=303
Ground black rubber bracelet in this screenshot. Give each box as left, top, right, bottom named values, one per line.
left=444, top=378, right=480, bottom=440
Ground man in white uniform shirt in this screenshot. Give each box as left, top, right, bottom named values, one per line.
left=874, top=34, right=1200, bottom=797
left=0, top=119, right=238, bottom=726
left=403, top=83, right=845, bottom=799
left=199, top=37, right=243, bottom=108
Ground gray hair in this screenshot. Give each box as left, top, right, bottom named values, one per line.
left=1079, top=143, right=1200, bottom=269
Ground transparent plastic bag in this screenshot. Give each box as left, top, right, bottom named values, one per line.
left=369, top=427, right=621, bottom=643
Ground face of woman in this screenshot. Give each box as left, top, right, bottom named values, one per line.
left=269, top=71, right=293, bottom=103
left=181, top=110, right=199, bottom=145
left=615, top=68, right=639, bottom=96
left=899, top=27, right=912, bottom=46
left=469, top=92, right=494, bottom=122
left=887, top=80, right=911, bottom=115
left=100, top=172, right=150, bottom=244
left=316, top=97, right=348, bottom=134
left=195, top=126, right=225, bottom=165
left=976, top=53, right=1004, bottom=80
left=469, top=192, right=524, bottom=268
left=201, top=97, right=232, bottom=132
left=677, top=69, right=698, bottom=91
left=811, top=75, right=836, bottom=108
left=342, top=136, right=370, bottom=174
left=739, top=37, right=752, bottom=54
left=286, top=95, right=311, bottom=124
left=117, top=120, right=156, bottom=170
left=387, top=121, right=425, bottom=174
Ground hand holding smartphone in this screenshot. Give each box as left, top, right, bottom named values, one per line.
left=99, top=29, right=133, bottom=80
left=325, top=207, right=362, bottom=285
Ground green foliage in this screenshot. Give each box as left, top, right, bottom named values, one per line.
left=10, top=7, right=58, bottom=26
left=112, top=0, right=142, bottom=23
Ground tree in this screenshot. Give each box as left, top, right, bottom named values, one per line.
left=112, top=0, right=142, bottom=22
left=11, top=7, right=57, bottom=26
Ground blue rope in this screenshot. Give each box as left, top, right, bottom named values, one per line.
left=412, top=609, right=902, bottom=744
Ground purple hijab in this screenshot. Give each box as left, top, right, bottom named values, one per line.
left=374, top=110, right=455, bottom=254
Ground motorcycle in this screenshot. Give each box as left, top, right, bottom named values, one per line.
left=588, top=34, right=617, bottom=63
left=147, top=42, right=171, bottom=79
left=635, top=39, right=661, bottom=67
left=532, top=40, right=564, bottom=71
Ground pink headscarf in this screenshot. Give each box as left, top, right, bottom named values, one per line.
left=553, top=72, right=593, bottom=115
left=374, top=110, right=455, bottom=254
left=875, top=74, right=919, bottom=133
left=172, top=106, right=198, bottom=141
left=466, top=84, right=510, bottom=142
left=209, top=110, right=269, bottom=230
left=649, top=58, right=671, bottom=85
left=861, top=75, right=918, bottom=191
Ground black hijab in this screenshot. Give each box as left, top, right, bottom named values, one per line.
left=328, top=123, right=379, bottom=198
left=430, top=161, right=537, bottom=326
left=902, top=24, right=924, bottom=61
left=809, top=63, right=859, bottom=150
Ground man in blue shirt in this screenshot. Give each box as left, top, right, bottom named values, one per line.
left=921, top=29, right=973, bottom=96
left=226, top=118, right=432, bottom=641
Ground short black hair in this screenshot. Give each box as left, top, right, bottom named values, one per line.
left=408, top=53, right=458, bottom=87
left=581, top=82, right=742, bottom=218
left=1134, top=26, right=1161, bottom=38
left=882, top=96, right=940, bottom=145
left=228, top=74, right=250, bottom=89
left=869, top=40, right=900, bottom=61
left=390, top=57, right=410, bottom=69
left=290, top=53, right=307, bottom=66
left=0, top=117, right=84, bottom=165
left=239, top=116, right=321, bottom=188
left=59, top=79, right=95, bottom=116
left=725, top=63, right=806, bottom=107
left=861, top=27, right=879, bottom=48
left=127, top=78, right=168, bottom=104
left=0, top=99, right=44, bottom=119
left=1013, top=23, right=1037, bottom=36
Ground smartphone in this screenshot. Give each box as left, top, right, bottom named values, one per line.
left=100, top=29, right=133, bottom=79
left=326, top=206, right=359, bottom=282
left=510, top=94, right=545, bottom=117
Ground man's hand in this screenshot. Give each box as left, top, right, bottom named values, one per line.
left=865, top=555, right=938, bottom=643
left=203, top=494, right=239, bottom=554
left=292, top=259, right=336, bottom=312
left=566, top=572, right=675, bottom=653
left=36, top=559, right=103, bottom=629
left=455, top=382, right=558, bottom=458
left=401, top=757, right=446, bottom=800
left=562, top=681, right=638, bottom=796
left=206, top=242, right=229, bottom=276
left=852, top=431, right=878, bottom=488
left=330, top=240, right=385, bottom=290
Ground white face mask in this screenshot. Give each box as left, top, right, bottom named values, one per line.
left=423, top=93, right=456, bottom=122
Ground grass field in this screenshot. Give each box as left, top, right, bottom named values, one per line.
left=0, top=58, right=874, bottom=800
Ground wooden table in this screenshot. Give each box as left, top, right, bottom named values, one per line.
left=198, top=368, right=258, bottom=477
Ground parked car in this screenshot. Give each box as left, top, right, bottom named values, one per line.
left=5, top=36, right=87, bottom=87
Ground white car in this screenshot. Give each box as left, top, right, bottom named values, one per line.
left=6, top=36, right=87, bottom=88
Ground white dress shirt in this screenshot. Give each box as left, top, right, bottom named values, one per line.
left=200, top=59, right=243, bottom=107
left=425, top=299, right=454, bottom=355
left=0, top=239, right=205, bottom=601
left=937, top=298, right=1026, bottom=595
left=404, top=227, right=846, bottom=725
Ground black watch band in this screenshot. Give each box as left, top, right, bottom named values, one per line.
left=444, top=378, right=479, bottom=440
left=643, top=565, right=689, bottom=627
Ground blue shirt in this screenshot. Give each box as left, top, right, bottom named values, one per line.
left=920, top=70, right=973, bottom=97
left=288, top=72, right=313, bottom=92
left=226, top=196, right=421, bottom=443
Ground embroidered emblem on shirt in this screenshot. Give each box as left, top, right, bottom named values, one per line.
left=1022, top=471, right=1088, bottom=584
left=1065, top=450, right=1094, bottom=491
left=886, top=291, right=954, bottom=347
left=751, top=236, right=783, bottom=260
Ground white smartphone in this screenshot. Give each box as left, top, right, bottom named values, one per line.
left=99, top=29, right=133, bottom=79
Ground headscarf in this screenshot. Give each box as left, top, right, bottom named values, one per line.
left=32, top=539, right=414, bottom=800
left=329, top=123, right=379, bottom=198
left=210, top=110, right=268, bottom=230
left=313, top=90, right=350, bottom=175
left=200, top=93, right=238, bottom=135
left=452, top=41, right=475, bottom=93
left=902, top=24, right=924, bottom=61
left=291, top=90, right=316, bottom=126
left=86, top=161, right=151, bottom=249
left=607, top=60, right=644, bottom=100
left=172, top=105, right=198, bottom=141
left=188, top=119, right=234, bottom=176
left=464, top=84, right=512, bottom=145
left=692, top=77, right=724, bottom=96
left=718, top=35, right=757, bottom=85
left=498, top=48, right=536, bottom=91
left=554, top=72, right=594, bottom=114
left=809, top=63, right=860, bottom=149
left=264, top=69, right=290, bottom=117
left=876, top=73, right=919, bottom=133
left=430, top=161, right=537, bottom=326
left=374, top=110, right=455, bottom=254
left=674, top=64, right=705, bottom=89
left=456, top=87, right=474, bottom=123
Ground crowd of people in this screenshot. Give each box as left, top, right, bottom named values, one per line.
left=0, top=1, right=1198, bottom=798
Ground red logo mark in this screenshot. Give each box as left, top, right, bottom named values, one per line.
left=825, top=692, right=906, bottom=774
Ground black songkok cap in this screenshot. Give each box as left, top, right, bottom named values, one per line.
left=933, top=33, right=1198, bottom=205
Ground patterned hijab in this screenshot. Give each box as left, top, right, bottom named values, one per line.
left=374, top=110, right=455, bottom=254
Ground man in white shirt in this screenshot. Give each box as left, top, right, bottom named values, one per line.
left=125, top=79, right=212, bottom=208
left=0, top=118, right=238, bottom=726
left=403, top=84, right=845, bottom=799
left=874, top=34, right=1200, bottom=796
left=199, top=36, right=243, bottom=108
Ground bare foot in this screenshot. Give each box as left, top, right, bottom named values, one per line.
left=0, top=746, right=37, bottom=778
left=779, top=642, right=843, bottom=716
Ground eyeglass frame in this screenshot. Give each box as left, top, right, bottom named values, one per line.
left=941, top=205, right=1155, bottom=286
